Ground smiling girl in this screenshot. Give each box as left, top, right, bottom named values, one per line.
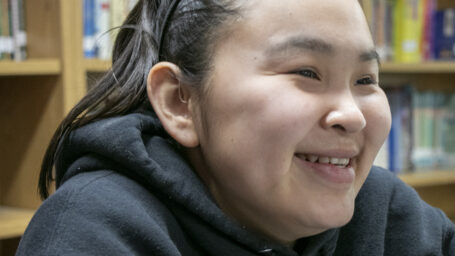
left=17, top=0, right=454, bottom=255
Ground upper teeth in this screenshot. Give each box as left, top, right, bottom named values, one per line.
left=303, top=154, right=350, bottom=167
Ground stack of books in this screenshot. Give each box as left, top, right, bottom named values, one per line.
left=361, top=0, right=455, bottom=62
left=375, top=87, right=455, bottom=173
left=0, top=0, right=26, bottom=61
left=83, top=0, right=138, bottom=60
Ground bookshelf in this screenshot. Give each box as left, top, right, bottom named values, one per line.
left=399, top=170, right=455, bottom=187
left=0, top=0, right=454, bottom=255
left=381, top=62, right=455, bottom=73
left=0, top=207, right=35, bottom=240
left=0, top=0, right=84, bottom=255
left=0, top=59, right=61, bottom=76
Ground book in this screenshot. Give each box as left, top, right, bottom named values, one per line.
left=373, top=0, right=387, bottom=60
left=385, top=86, right=413, bottom=173
left=442, top=94, right=455, bottom=168
left=0, top=0, right=3, bottom=59
left=0, top=0, right=12, bottom=60
left=82, top=0, right=139, bottom=59
left=421, top=0, right=436, bottom=60
left=95, top=0, right=111, bottom=60
left=384, top=0, right=395, bottom=61
left=380, top=86, right=455, bottom=173
left=393, top=0, right=425, bottom=63
left=83, top=0, right=97, bottom=58
left=10, top=0, right=26, bottom=61
left=433, top=9, right=455, bottom=60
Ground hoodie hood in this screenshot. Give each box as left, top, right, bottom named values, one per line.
left=55, top=111, right=339, bottom=255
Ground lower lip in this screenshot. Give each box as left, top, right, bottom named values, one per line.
left=295, top=155, right=355, bottom=185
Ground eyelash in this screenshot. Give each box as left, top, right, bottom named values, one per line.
left=293, top=69, right=378, bottom=86
left=293, top=69, right=320, bottom=80
left=356, top=77, right=378, bottom=86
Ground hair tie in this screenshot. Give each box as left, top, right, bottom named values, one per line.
left=158, top=0, right=182, bottom=61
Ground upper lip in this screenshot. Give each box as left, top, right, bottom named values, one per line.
left=295, top=149, right=360, bottom=159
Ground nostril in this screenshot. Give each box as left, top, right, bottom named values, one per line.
left=332, top=124, right=345, bottom=131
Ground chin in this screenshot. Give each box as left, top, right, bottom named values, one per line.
left=307, top=199, right=356, bottom=233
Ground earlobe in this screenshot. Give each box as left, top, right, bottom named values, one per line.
left=146, top=62, right=199, bottom=148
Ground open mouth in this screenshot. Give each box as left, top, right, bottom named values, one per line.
left=295, top=154, right=351, bottom=168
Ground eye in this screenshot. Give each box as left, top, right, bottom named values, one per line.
left=293, top=69, right=321, bottom=80
left=356, top=76, right=378, bottom=86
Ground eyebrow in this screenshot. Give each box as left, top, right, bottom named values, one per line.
left=264, top=35, right=381, bottom=65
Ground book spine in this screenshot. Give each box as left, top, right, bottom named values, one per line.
left=1, top=0, right=12, bottom=59
left=95, top=0, right=111, bottom=60
left=375, top=0, right=387, bottom=60
left=421, top=0, right=436, bottom=60
left=442, top=94, right=455, bottom=168
left=386, top=88, right=403, bottom=173
left=433, top=9, right=455, bottom=60
left=17, top=0, right=26, bottom=60
left=384, top=0, right=395, bottom=61
left=394, top=0, right=425, bottom=63
left=0, top=0, right=3, bottom=59
left=10, top=0, right=22, bottom=61
left=83, top=0, right=97, bottom=58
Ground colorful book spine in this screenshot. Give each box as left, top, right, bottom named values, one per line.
left=421, top=0, right=436, bottom=60
left=385, top=86, right=413, bottom=173
left=83, top=0, right=138, bottom=59
left=83, top=0, right=97, bottom=58
left=380, top=87, right=455, bottom=173
left=393, top=0, right=425, bottom=63
left=433, top=9, right=455, bottom=60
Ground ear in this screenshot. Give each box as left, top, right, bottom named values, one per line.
left=147, top=62, right=199, bottom=148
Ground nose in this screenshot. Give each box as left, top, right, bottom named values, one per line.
left=322, top=94, right=366, bottom=134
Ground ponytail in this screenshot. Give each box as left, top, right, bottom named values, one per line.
left=38, top=0, right=240, bottom=199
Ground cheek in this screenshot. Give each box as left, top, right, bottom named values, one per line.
left=199, top=80, right=322, bottom=182
left=362, top=93, right=392, bottom=156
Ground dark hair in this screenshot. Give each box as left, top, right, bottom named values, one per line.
left=38, top=0, right=241, bottom=199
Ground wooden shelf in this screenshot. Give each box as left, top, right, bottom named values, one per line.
left=83, top=59, right=111, bottom=73
left=399, top=170, right=455, bottom=188
left=82, top=60, right=455, bottom=74
left=0, top=59, right=61, bottom=76
left=381, top=61, right=455, bottom=73
left=0, top=207, right=35, bottom=239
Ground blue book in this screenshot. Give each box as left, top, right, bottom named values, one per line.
left=83, top=0, right=97, bottom=58
left=433, top=9, right=455, bottom=60
left=386, top=86, right=414, bottom=173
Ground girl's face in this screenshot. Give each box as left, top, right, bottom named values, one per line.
left=190, top=0, right=391, bottom=244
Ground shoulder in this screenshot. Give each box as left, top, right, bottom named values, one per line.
left=337, top=166, right=455, bottom=255
left=17, top=171, right=188, bottom=255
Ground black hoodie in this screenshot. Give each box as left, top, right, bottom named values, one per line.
left=17, top=112, right=455, bottom=255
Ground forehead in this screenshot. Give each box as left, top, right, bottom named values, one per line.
left=230, top=0, right=373, bottom=55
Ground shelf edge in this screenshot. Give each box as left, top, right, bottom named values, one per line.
left=398, top=170, right=455, bottom=188
left=0, top=206, right=35, bottom=240
left=0, top=59, right=62, bottom=76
